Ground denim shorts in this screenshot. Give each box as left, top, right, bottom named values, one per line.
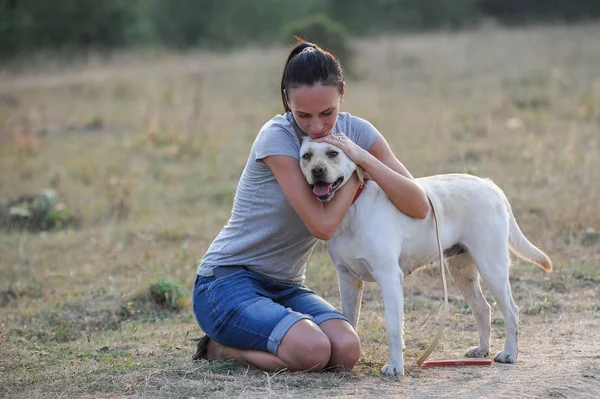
left=192, top=269, right=351, bottom=355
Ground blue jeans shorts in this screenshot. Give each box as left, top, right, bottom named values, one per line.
left=192, top=268, right=351, bottom=355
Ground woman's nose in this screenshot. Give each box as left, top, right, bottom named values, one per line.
left=311, top=119, right=323, bottom=132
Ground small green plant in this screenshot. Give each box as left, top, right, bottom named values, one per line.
left=0, top=189, right=77, bottom=232
left=148, top=279, right=186, bottom=310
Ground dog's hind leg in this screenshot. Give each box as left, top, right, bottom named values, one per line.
left=470, top=245, right=519, bottom=363
left=446, top=253, right=491, bottom=358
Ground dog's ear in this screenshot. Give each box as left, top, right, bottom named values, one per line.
left=356, top=165, right=365, bottom=185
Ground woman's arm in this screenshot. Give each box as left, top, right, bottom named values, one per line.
left=319, top=134, right=430, bottom=219
left=263, top=155, right=361, bottom=240
left=368, top=135, right=415, bottom=180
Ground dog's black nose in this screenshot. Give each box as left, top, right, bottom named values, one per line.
left=311, top=165, right=325, bottom=178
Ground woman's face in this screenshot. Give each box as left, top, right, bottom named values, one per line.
left=286, top=83, right=345, bottom=140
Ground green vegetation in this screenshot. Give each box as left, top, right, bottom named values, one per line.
left=148, top=279, right=187, bottom=310
left=2, top=0, right=599, bottom=59
left=1, top=189, right=77, bottom=232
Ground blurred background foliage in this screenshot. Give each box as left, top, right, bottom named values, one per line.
left=1, top=0, right=600, bottom=60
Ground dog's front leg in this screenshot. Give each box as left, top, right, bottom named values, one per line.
left=337, top=269, right=364, bottom=329
left=377, top=268, right=405, bottom=376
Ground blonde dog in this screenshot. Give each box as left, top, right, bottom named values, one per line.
left=299, top=137, right=552, bottom=376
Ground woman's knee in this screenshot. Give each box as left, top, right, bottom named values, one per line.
left=319, top=319, right=361, bottom=369
left=330, top=330, right=360, bottom=368
left=278, top=320, right=332, bottom=371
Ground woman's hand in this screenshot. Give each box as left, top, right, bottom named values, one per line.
left=316, top=133, right=368, bottom=166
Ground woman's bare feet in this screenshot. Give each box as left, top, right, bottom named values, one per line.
left=206, top=338, right=227, bottom=360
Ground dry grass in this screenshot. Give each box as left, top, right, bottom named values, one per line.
left=1, top=23, right=599, bottom=398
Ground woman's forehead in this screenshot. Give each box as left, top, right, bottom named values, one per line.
left=288, top=84, right=340, bottom=109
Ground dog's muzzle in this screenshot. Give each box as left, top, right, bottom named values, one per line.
left=312, top=176, right=344, bottom=201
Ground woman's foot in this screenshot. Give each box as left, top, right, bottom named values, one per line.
left=192, top=335, right=226, bottom=361
left=206, top=338, right=226, bottom=360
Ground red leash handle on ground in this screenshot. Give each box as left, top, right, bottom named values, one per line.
left=421, top=359, right=493, bottom=367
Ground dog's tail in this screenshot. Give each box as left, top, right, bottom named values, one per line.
left=504, top=197, right=553, bottom=272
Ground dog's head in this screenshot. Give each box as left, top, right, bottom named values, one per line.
left=299, top=136, right=363, bottom=201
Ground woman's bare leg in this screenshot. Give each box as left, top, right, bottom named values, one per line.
left=206, top=340, right=290, bottom=371
left=206, top=319, right=332, bottom=372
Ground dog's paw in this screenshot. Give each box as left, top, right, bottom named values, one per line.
left=465, top=346, right=489, bottom=358
left=381, top=363, right=404, bottom=376
left=494, top=350, right=517, bottom=363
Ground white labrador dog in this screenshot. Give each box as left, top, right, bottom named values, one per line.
left=299, top=137, right=552, bottom=376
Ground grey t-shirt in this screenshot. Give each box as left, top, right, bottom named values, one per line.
left=197, top=112, right=381, bottom=284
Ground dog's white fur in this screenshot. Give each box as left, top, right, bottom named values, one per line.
left=299, top=138, right=552, bottom=376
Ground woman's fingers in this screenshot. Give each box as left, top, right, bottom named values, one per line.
left=317, top=134, right=365, bottom=164
left=318, top=133, right=349, bottom=148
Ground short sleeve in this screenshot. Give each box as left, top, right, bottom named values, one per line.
left=254, top=117, right=300, bottom=161
left=342, top=113, right=381, bottom=151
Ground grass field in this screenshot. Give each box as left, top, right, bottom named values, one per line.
left=1, top=23, right=599, bottom=398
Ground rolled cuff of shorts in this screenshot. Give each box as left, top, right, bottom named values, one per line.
left=266, top=311, right=311, bottom=355
left=313, top=311, right=352, bottom=327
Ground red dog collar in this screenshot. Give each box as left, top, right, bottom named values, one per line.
left=351, top=182, right=365, bottom=205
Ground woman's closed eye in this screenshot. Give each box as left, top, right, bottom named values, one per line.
left=296, top=110, right=333, bottom=118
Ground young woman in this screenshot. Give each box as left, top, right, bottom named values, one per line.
left=192, top=40, right=429, bottom=372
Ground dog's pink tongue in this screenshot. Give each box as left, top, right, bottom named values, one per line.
left=313, top=182, right=332, bottom=196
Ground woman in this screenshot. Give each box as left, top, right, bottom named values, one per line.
left=192, top=40, right=429, bottom=372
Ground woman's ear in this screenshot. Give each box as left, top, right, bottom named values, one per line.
left=340, top=82, right=346, bottom=104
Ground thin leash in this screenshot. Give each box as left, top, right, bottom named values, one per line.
left=416, top=195, right=449, bottom=366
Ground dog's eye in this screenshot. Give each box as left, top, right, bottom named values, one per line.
left=326, top=151, right=338, bottom=158
left=302, top=153, right=312, bottom=160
